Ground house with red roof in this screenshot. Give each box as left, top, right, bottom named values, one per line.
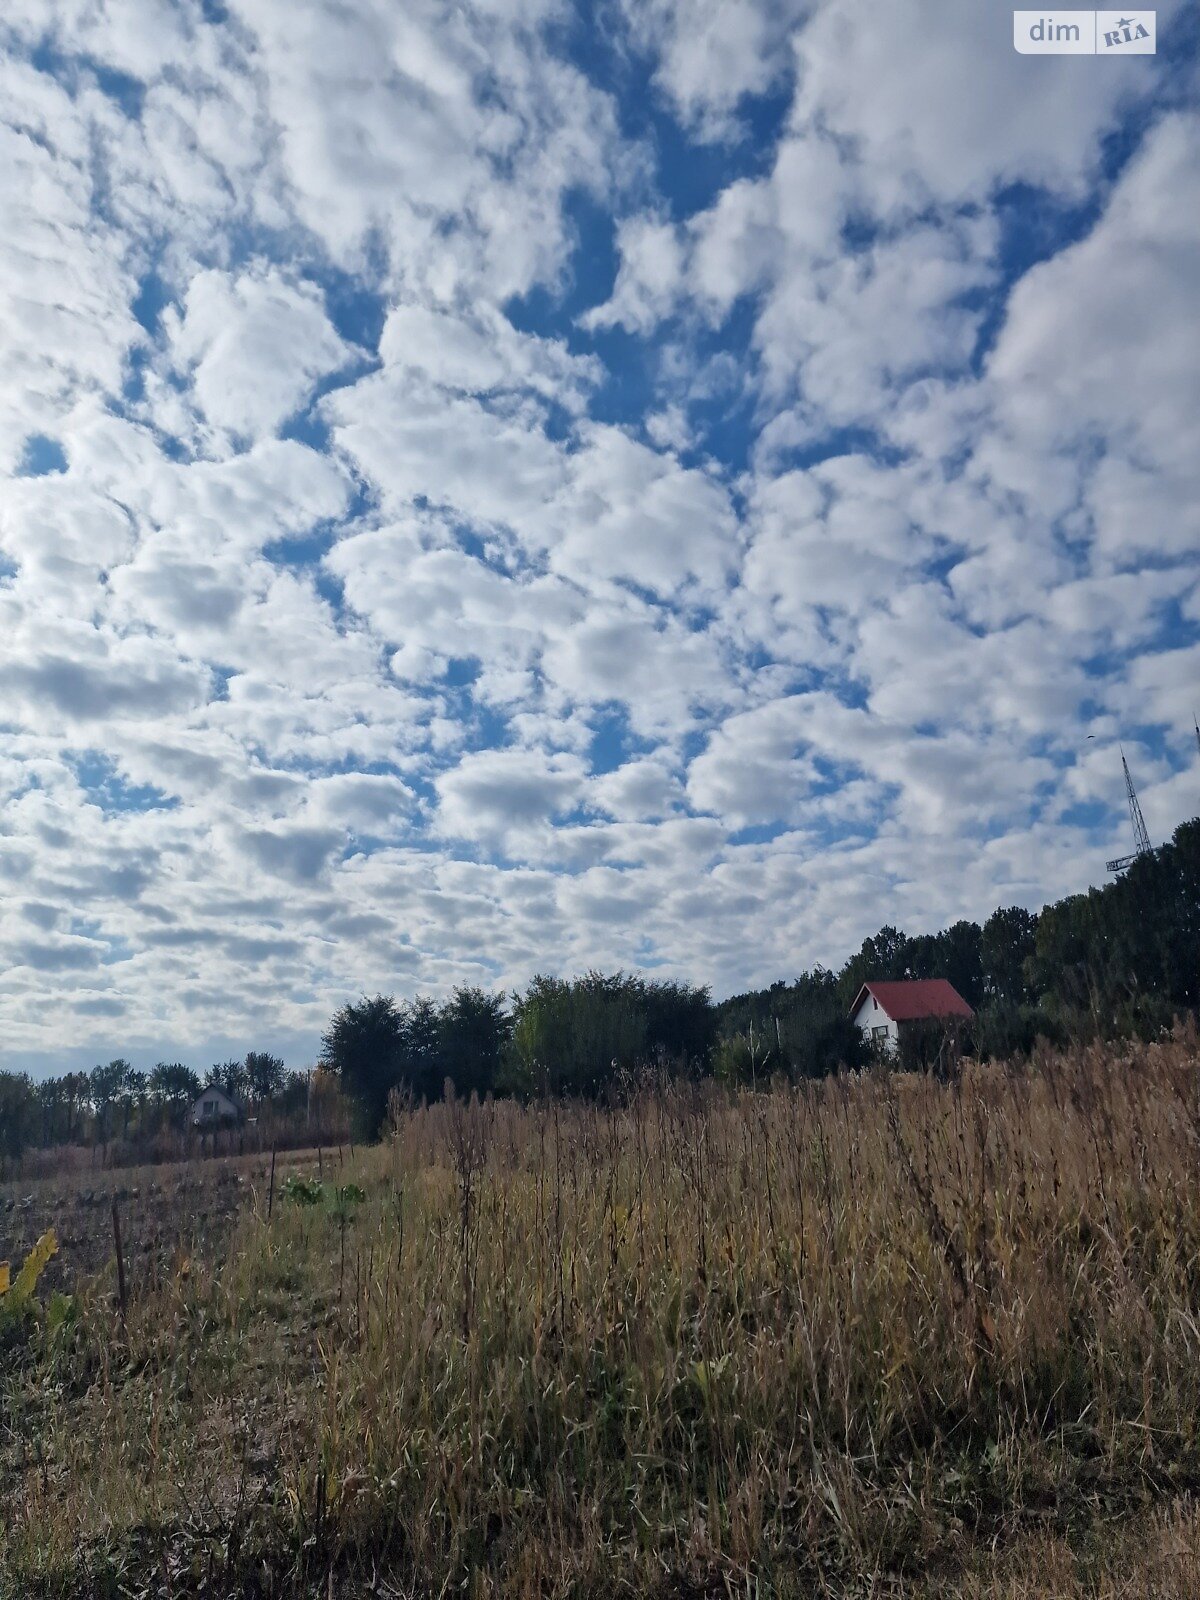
left=848, top=979, right=974, bottom=1056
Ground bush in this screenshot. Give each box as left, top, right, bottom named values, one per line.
left=506, top=974, right=647, bottom=1095
left=973, top=1002, right=1065, bottom=1061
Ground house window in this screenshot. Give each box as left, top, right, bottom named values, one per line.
left=871, top=1026, right=888, bottom=1040
left=872, top=996, right=878, bottom=1010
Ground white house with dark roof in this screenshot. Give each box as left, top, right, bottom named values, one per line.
left=190, top=1084, right=243, bottom=1127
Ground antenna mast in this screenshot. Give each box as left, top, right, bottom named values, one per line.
left=1106, top=749, right=1152, bottom=874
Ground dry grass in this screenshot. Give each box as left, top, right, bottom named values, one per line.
left=4, top=1030, right=1200, bottom=1597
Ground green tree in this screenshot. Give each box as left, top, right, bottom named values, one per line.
left=1158, top=818, right=1200, bottom=1005
left=982, top=906, right=1039, bottom=1005
left=120, top=1067, right=147, bottom=1137
left=244, top=1051, right=286, bottom=1101
left=399, top=996, right=444, bottom=1102
left=1031, top=889, right=1115, bottom=1025
left=930, top=920, right=985, bottom=1008
left=149, top=1062, right=201, bottom=1125
left=437, top=987, right=509, bottom=1098
left=641, top=978, right=716, bottom=1065
left=973, top=1001, right=1063, bottom=1061
left=0, top=1072, right=38, bottom=1172
left=274, top=1069, right=310, bottom=1119
left=35, top=1076, right=64, bottom=1146
left=89, top=1058, right=131, bottom=1144
left=60, top=1072, right=92, bottom=1143
left=838, top=925, right=912, bottom=1008
left=507, top=973, right=647, bottom=1095
left=320, top=994, right=406, bottom=1134
left=717, top=966, right=866, bottom=1082
left=206, top=1059, right=248, bottom=1100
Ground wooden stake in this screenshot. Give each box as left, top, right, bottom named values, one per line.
left=111, top=1197, right=127, bottom=1323
left=267, top=1144, right=277, bottom=1222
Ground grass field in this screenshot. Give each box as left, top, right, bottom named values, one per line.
left=4, top=1034, right=1200, bottom=1597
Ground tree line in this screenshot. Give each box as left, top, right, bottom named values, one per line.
left=321, top=817, right=1200, bottom=1130
left=705, top=815, right=1198, bottom=1077
left=0, top=1051, right=318, bottom=1172
left=319, top=974, right=716, bottom=1132
left=4, top=816, right=1197, bottom=1151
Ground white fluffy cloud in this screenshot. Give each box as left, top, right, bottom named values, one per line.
left=435, top=748, right=589, bottom=856
left=619, top=0, right=808, bottom=139
left=984, top=113, right=1200, bottom=560
left=162, top=266, right=355, bottom=442
left=326, top=361, right=738, bottom=599
left=225, top=0, right=625, bottom=297
left=581, top=215, right=685, bottom=333
left=0, top=60, right=139, bottom=474
left=0, top=0, right=1196, bottom=1071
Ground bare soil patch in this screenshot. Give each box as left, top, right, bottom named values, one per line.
left=0, top=1146, right=331, bottom=1297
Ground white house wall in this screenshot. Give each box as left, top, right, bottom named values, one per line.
left=852, top=993, right=899, bottom=1053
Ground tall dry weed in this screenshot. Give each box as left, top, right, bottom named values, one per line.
left=4, top=1032, right=1200, bottom=1597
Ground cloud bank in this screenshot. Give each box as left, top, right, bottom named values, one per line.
left=0, top=0, right=1196, bottom=1072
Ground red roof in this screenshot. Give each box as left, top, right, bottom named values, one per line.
left=849, top=979, right=974, bottom=1023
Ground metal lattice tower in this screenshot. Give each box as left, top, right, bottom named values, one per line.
left=1106, top=750, right=1153, bottom=874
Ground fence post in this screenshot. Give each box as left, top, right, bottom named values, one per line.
left=111, top=1198, right=127, bottom=1324
left=267, top=1144, right=277, bottom=1222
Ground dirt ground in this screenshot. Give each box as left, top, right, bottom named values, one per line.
left=0, top=1145, right=332, bottom=1298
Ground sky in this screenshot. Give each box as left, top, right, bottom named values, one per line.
left=1, top=0, right=1198, bottom=1076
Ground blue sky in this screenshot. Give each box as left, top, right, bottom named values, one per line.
left=1, top=0, right=1197, bottom=1076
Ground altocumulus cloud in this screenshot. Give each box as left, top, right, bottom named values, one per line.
left=0, top=0, right=1197, bottom=1074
